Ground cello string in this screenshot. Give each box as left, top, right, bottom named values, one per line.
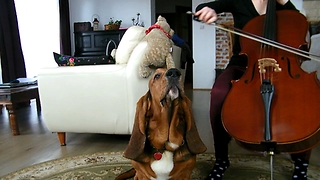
left=263, top=0, right=276, bottom=84
left=260, top=43, right=269, bottom=84
left=264, top=0, right=277, bottom=42
left=187, top=11, right=320, bottom=63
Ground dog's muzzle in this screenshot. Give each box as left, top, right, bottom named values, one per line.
left=165, top=68, right=181, bottom=100
left=165, top=68, right=181, bottom=80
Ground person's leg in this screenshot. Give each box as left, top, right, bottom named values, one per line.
left=206, top=65, right=245, bottom=180
left=291, top=150, right=312, bottom=180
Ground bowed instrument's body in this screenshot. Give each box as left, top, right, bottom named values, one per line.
left=221, top=1, right=320, bottom=154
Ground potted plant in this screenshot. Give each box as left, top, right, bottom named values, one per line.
left=104, top=18, right=122, bottom=30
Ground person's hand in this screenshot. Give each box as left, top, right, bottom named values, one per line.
left=194, top=7, right=218, bottom=24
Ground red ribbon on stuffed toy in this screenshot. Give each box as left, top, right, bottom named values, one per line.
left=145, top=24, right=171, bottom=39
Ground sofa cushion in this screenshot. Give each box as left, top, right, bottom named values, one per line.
left=115, top=26, right=146, bottom=64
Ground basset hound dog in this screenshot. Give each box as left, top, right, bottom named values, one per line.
left=116, top=68, right=207, bottom=180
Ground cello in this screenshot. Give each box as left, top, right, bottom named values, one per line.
left=221, top=0, right=320, bottom=156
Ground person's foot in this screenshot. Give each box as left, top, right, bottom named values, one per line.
left=205, top=159, right=230, bottom=180
left=292, top=158, right=308, bottom=180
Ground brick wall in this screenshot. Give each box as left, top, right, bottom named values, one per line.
left=215, top=13, right=234, bottom=69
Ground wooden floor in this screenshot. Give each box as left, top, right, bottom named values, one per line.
left=0, top=89, right=319, bottom=177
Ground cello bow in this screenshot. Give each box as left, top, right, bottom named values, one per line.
left=186, top=11, right=320, bottom=63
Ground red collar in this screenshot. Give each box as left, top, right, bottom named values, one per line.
left=145, top=24, right=171, bottom=39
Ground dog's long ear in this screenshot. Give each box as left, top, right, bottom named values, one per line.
left=181, top=95, right=207, bottom=154
left=123, top=91, right=151, bottom=160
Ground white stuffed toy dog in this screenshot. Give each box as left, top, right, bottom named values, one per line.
left=139, top=16, right=176, bottom=78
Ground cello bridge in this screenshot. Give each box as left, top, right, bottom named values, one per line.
left=258, top=58, right=282, bottom=74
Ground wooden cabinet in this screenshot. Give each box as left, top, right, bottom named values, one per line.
left=74, top=29, right=126, bottom=57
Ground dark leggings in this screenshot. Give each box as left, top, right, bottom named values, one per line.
left=210, top=65, right=311, bottom=161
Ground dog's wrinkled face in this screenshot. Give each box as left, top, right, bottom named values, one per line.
left=146, top=68, right=185, bottom=151
left=149, top=68, right=184, bottom=107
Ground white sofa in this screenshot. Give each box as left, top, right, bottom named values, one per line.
left=38, top=26, right=183, bottom=145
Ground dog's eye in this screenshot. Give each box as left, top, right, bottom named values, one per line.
left=154, top=74, right=160, bottom=80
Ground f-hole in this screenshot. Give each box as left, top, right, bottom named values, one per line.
left=283, top=57, right=300, bottom=79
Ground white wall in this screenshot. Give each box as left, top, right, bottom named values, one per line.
left=192, top=0, right=216, bottom=89
left=69, top=0, right=155, bottom=55
left=291, top=0, right=304, bottom=14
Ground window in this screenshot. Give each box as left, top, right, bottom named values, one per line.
left=15, top=0, right=60, bottom=78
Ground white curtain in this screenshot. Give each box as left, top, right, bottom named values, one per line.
left=14, top=0, right=60, bottom=78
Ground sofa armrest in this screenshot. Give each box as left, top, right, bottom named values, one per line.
left=38, top=65, right=133, bottom=134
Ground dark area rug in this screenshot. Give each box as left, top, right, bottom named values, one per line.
left=1, top=151, right=320, bottom=180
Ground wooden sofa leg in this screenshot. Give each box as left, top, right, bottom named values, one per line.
left=57, top=132, right=66, bottom=146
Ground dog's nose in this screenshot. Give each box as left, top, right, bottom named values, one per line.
left=165, top=68, right=181, bottom=79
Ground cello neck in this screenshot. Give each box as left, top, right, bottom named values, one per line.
left=264, top=0, right=277, bottom=41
